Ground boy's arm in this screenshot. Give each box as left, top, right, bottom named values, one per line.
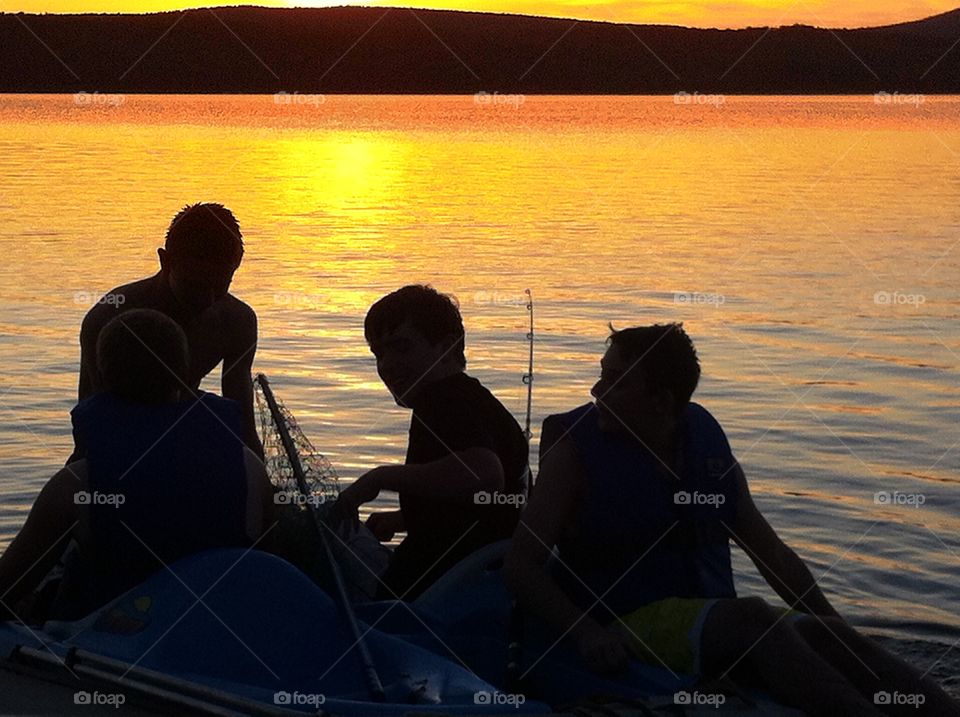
left=243, top=447, right=277, bottom=547
left=504, top=421, right=633, bottom=673
left=70, top=308, right=107, bottom=465
left=78, top=304, right=112, bottom=402
left=728, top=461, right=840, bottom=617
left=222, top=302, right=263, bottom=458
left=369, top=447, right=504, bottom=497
left=335, top=447, right=503, bottom=522
left=337, top=385, right=515, bottom=517
left=0, top=466, right=81, bottom=618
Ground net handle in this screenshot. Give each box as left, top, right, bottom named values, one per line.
left=255, top=373, right=385, bottom=703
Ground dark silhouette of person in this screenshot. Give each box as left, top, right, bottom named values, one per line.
left=506, top=323, right=959, bottom=716
left=335, top=285, right=528, bottom=601
left=72, top=202, right=262, bottom=461
left=0, top=309, right=274, bottom=622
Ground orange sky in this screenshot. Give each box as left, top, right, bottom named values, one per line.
left=3, top=0, right=955, bottom=29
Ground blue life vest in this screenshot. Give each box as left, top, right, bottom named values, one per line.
left=67, top=391, right=250, bottom=613
left=551, top=402, right=738, bottom=621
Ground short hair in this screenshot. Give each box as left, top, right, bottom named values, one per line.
left=165, top=203, right=243, bottom=267
left=364, top=285, right=466, bottom=369
left=97, top=309, right=189, bottom=404
left=607, top=323, right=700, bottom=409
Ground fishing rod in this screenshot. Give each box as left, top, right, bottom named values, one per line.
left=255, top=374, right=386, bottom=703
left=507, top=289, right=534, bottom=694
left=522, top=288, right=534, bottom=448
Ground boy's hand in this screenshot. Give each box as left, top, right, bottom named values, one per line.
left=366, top=510, right=404, bottom=542
left=574, top=622, right=634, bottom=674
left=334, top=470, right=384, bottom=528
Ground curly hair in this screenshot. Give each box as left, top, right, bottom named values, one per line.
left=607, top=323, right=700, bottom=408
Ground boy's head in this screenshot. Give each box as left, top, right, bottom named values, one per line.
left=97, top=309, right=189, bottom=404
left=364, top=285, right=465, bottom=405
left=591, top=323, right=700, bottom=439
left=158, top=203, right=243, bottom=314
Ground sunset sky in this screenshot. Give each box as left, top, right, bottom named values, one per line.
left=4, top=0, right=957, bottom=29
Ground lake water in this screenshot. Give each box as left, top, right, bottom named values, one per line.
left=0, top=94, right=957, bottom=691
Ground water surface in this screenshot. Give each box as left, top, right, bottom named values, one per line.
left=0, top=94, right=957, bottom=685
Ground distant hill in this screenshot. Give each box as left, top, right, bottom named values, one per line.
left=1, top=5, right=959, bottom=93
left=876, top=8, right=960, bottom=37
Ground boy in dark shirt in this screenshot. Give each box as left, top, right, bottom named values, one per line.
left=335, top=285, right=528, bottom=600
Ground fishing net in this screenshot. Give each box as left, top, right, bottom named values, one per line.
left=254, top=374, right=389, bottom=601
left=254, top=375, right=340, bottom=510
left=254, top=375, right=342, bottom=591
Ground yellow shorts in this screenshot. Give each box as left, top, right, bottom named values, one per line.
left=617, top=597, right=803, bottom=675
left=616, top=597, right=719, bottom=675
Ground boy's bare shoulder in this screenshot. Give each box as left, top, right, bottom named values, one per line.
left=80, top=277, right=157, bottom=336
left=207, top=295, right=258, bottom=362
left=221, top=293, right=257, bottom=326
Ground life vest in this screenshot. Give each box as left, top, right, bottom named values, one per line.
left=551, top=402, right=739, bottom=621
left=65, top=391, right=250, bottom=614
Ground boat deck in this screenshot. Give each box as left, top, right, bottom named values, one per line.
left=0, top=662, right=805, bottom=717
left=0, top=664, right=161, bottom=715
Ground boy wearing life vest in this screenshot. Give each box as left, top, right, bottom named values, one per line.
left=0, top=310, right=274, bottom=620
left=335, top=285, right=528, bottom=600
left=506, top=323, right=958, bottom=716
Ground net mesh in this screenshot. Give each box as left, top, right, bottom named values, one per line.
left=254, top=374, right=340, bottom=591
left=254, top=374, right=340, bottom=512
left=253, top=374, right=387, bottom=600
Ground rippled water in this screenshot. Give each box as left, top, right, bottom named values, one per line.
left=0, top=95, right=957, bottom=685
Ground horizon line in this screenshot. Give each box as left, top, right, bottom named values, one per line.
left=0, top=2, right=950, bottom=32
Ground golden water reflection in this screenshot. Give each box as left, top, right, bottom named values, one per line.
left=0, top=96, right=958, bottom=636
